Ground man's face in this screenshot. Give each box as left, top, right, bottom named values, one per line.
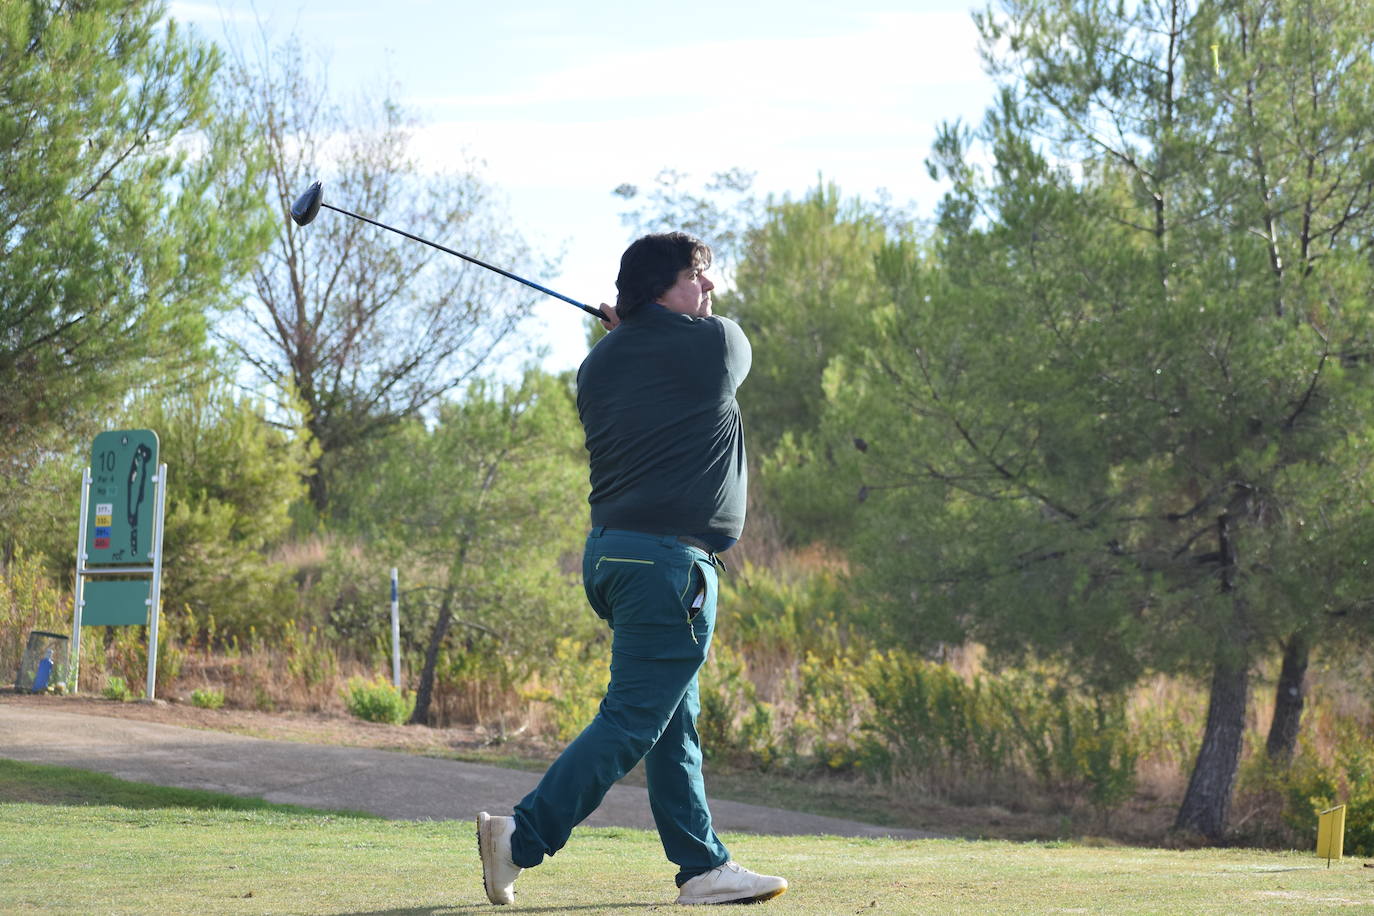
left=656, top=265, right=715, bottom=317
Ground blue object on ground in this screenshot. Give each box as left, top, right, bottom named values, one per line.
left=32, top=652, right=53, bottom=692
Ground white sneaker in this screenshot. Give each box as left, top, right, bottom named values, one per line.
left=477, top=812, right=522, bottom=905
left=675, top=861, right=788, bottom=905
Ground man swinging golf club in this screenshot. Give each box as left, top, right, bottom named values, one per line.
left=478, top=232, right=788, bottom=906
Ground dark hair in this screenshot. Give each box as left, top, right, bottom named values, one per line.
left=614, top=232, right=712, bottom=318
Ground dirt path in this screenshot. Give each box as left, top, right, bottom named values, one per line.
left=0, top=695, right=936, bottom=839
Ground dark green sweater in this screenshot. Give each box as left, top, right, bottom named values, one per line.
left=576, top=303, right=751, bottom=540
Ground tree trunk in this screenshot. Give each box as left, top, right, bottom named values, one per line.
left=1265, top=631, right=1310, bottom=761
left=306, top=460, right=329, bottom=517
left=409, top=587, right=454, bottom=726
left=1174, top=650, right=1249, bottom=841
left=1174, top=512, right=1250, bottom=842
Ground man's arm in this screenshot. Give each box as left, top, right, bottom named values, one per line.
left=714, top=314, right=752, bottom=387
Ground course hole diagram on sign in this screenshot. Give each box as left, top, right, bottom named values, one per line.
left=127, top=442, right=152, bottom=555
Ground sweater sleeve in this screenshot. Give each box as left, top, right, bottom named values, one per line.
left=714, top=315, right=752, bottom=389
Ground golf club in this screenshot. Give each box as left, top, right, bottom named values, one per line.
left=290, top=181, right=606, bottom=320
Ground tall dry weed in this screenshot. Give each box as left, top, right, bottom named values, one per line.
left=0, top=552, right=70, bottom=686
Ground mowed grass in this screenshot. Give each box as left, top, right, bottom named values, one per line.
left=1, top=760, right=1371, bottom=914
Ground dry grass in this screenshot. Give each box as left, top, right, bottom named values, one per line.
left=267, top=530, right=361, bottom=580
left=174, top=649, right=365, bottom=714
left=0, top=556, right=70, bottom=689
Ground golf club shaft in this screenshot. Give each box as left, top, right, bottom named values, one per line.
left=319, top=202, right=606, bottom=320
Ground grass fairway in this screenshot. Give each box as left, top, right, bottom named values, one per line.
left=1, top=760, right=1371, bottom=914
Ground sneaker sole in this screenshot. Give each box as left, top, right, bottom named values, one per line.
left=676, top=885, right=788, bottom=905
left=476, top=812, right=512, bottom=905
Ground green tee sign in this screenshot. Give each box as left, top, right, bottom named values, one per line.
left=81, top=579, right=152, bottom=626
left=86, top=429, right=159, bottom=565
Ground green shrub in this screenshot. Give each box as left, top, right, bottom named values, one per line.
left=698, top=643, right=776, bottom=767
left=1068, top=695, right=1139, bottom=818
left=107, top=622, right=184, bottom=696
left=720, top=561, right=853, bottom=658
left=858, top=651, right=1012, bottom=781
left=282, top=621, right=339, bottom=690
left=343, top=676, right=414, bottom=725
left=252, top=683, right=276, bottom=712
left=102, top=676, right=137, bottom=702
left=1238, top=718, right=1374, bottom=855
left=781, top=649, right=870, bottom=773
left=190, top=687, right=225, bottom=709
left=851, top=652, right=1137, bottom=815
left=994, top=670, right=1137, bottom=810
left=521, top=637, right=607, bottom=741
left=304, top=540, right=380, bottom=651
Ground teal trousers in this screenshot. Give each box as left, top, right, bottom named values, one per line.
left=510, top=528, right=731, bottom=885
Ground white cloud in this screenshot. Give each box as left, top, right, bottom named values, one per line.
left=408, top=11, right=983, bottom=111
left=407, top=99, right=956, bottom=215
left=400, top=8, right=989, bottom=214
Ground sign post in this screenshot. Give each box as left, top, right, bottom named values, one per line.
left=72, top=430, right=167, bottom=699
left=390, top=568, right=401, bottom=689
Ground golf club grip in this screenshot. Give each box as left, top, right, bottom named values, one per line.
left=320, top=203, right=607, bottom=320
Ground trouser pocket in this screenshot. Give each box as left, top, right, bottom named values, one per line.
left=679, top=557, right=717, bottom=645
left=582, top=533, right=718, bottom=649
left=686, top=565, right=706, bottom=621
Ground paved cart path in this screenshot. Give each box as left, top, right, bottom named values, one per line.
left=0, top=704, right=935, bottom=839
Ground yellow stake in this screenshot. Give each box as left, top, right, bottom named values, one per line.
left=1211, top=43, right=1220, bottom=75
left=1316, top=804, right=1346, bottom=865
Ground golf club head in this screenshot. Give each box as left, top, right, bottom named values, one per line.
left=290, top=181, right=324, bottom=226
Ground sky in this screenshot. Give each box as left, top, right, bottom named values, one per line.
left=170, top=0, right=997, bottom=372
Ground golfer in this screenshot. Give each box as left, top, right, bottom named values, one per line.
left=478, top=232, right=788, bottom=906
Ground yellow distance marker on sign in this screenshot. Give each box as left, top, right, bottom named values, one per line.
left=1317, top=804, right=1346, bottom=865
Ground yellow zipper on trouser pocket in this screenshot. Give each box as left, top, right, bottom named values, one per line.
left=595, top=556, right=655, bottom=570
left=595, top=555, right=700, bottom=644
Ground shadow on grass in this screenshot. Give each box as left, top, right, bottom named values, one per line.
left=337, top=907, right=662, bottom=915
left=0, top=758, right=376, bottom=818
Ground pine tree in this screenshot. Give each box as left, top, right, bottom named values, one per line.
left=0, top=0, right=273, bottom=550
left=814, top=0, right=1374, bottom=840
